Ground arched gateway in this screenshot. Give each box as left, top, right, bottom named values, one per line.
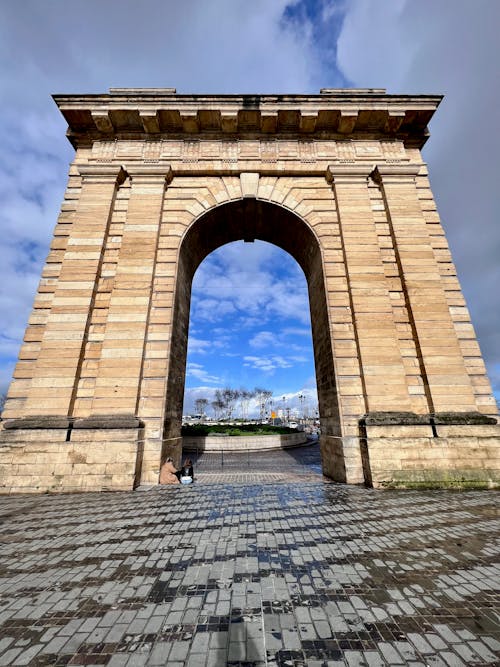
left=1, top=88, right=499, bottom=492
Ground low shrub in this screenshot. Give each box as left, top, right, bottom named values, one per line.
left=182, top=423, right=297, bottom=436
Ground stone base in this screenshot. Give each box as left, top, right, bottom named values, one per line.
left=362, top=412, right=500, bottom=489
left=320, top=435, right=366, bottom=484
left=1, top=411, right=499, bottom=493
left=0, top=415, right=143, bottom=493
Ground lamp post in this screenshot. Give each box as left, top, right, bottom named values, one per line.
left=298, top=393, right=305, bottom=424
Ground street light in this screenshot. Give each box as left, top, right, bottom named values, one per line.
left=298, top=393, right=305, bottom=423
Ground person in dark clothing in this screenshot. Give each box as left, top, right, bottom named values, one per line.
left=180, top=458, right=194, bottom=484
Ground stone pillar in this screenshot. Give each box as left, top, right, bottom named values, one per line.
left=327, top=164, right=413, bottom=484
left=24, top=165, right=126, bottom=416
left=374, top=164, right=477, bottom=413
left=90, top=166, right=170, bottom=416
left=328, top=164, right=412, bottom=412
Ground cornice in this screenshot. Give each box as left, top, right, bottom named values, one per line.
left=326, top=164, right=373, bottom=183
left=53, top=89, right=442, bottom=150
left=372, top=163, right=422, bottom=183
left=77, top=164, right=127, bottom=184
left=124, top=164, right=173, bottom=183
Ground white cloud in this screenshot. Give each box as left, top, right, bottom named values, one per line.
left=0, top=0, right=319, bottom=396
left=187, top=332, right=233, bottom=356
left=243, top=355, right=299, bottom=373
left=187, top=337, right=212, bottom=355
left=186, top=362, right=222, bottom=385
left=336, top=0, right=500, bottom=398
left=248, top=328, right=311, bottom=356
left=191, top=241, right=312, bottom=328
left=182, top=385, right=219, bottom=415
left=282, top=327, right=312, bottom=337
left=189, top=297, right=237, bottom=323
left=249, top=331, right=277, bottom=349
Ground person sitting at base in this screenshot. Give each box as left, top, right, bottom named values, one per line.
left=159, top=457, right=180, bottom=484
left=180, top=458, right=194, bottom=484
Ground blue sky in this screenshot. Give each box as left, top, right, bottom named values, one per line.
left=1, top=0, right=499, bottom=413
left=185, top=241, right=317, bottom=415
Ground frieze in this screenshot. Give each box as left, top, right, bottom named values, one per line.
left=260, top=140, right=277, bottom=163
left=115, top=141, right=142, bottom=159
left=143, top=140, right=162, bottom=160
left=221, top=141, right=238, bottom=162
left=92, top=140, right=115, bottom=159
left=381, top=140, right=406, bottom=161
left=355, top=141, right=382, bottom=158
left=299, top=141, right=316, bottom=163
left=182, top=140, right=200, bottom=162
left=89, top=138, right=407, bottom=165
left=336, top=141, right=356, bottom=161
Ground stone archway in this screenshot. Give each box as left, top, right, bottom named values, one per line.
left=160, top=198, right=344, bottom=482
left=0, top=88, right=498, bottom=493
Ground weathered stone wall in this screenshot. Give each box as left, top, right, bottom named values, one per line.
left=0, top=425, right=139, bottom=493
left=363, top=417, right=500, bottom=488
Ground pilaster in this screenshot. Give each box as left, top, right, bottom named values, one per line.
left=23, top=165, right=126, bottom=416
left=374, top=164, right=478, bottom=412
left=90, top=166, right=172, bottom=417
left=327, top=164, right=413, bottom=414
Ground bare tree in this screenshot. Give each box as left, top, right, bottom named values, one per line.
left=221, top=388, right=240, bottom=420
left=238, top=389, right=255, bottom=420
left=194, top=397, right=208, bottom=417
left=211, top=392, right=225, bottom=421
left=254, top=387, right=273, bottom=421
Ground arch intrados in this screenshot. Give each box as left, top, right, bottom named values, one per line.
left=179, top=198, right=322, bottom=281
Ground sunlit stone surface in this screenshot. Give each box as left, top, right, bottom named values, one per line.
left=1, top=89, right=499, bottom=492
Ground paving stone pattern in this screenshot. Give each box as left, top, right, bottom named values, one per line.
left=187, top=442, right=325, bottom=485
left=0, top=480, right=499, bottom=666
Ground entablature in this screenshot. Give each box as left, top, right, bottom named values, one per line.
left=53, top=88, right=442, bottom=149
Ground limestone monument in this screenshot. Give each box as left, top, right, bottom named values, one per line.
left=1, top=88, right=498, bottom=493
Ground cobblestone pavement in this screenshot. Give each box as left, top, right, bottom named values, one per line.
left=189, top=441, right=325, bottom=485
left=0, top=478, right=499, bottom=666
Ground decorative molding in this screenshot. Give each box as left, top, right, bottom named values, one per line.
left=124, top=164, right=173, bottom=184
left=372, top=163, right=422, bottom=183
left=73, top=415, right=144, bottom=429
left=2, top=416, right=71, bottom=430
left=240, top=172, right=260, bottom=198
left=78, top=164, right=127, bottom=184
left=326, top=163, right=373, bottom=183
left=55, top=90, right=443, bottom=150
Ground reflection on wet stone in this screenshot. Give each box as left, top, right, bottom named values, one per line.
left=0, top=461, right=498, bottom=665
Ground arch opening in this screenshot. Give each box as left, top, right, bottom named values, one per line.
left=183, top=239, right=317, bottom=422
left=162, top=199, right=344, bottom=480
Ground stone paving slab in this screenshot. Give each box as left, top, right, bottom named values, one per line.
left=195, top=472, right=329, bottom=484
left=0, top=483, right=499, bottom=666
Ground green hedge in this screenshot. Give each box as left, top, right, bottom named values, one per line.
left=182, top=423, right=298, bottom=436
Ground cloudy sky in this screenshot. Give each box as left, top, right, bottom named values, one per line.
left=1, top=0, right=499, bottom=417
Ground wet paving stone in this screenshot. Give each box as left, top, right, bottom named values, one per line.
left=0, top=475, right=498, bottom=666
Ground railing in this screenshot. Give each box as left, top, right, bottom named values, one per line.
left=183, top=438, right=321, bottom=475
